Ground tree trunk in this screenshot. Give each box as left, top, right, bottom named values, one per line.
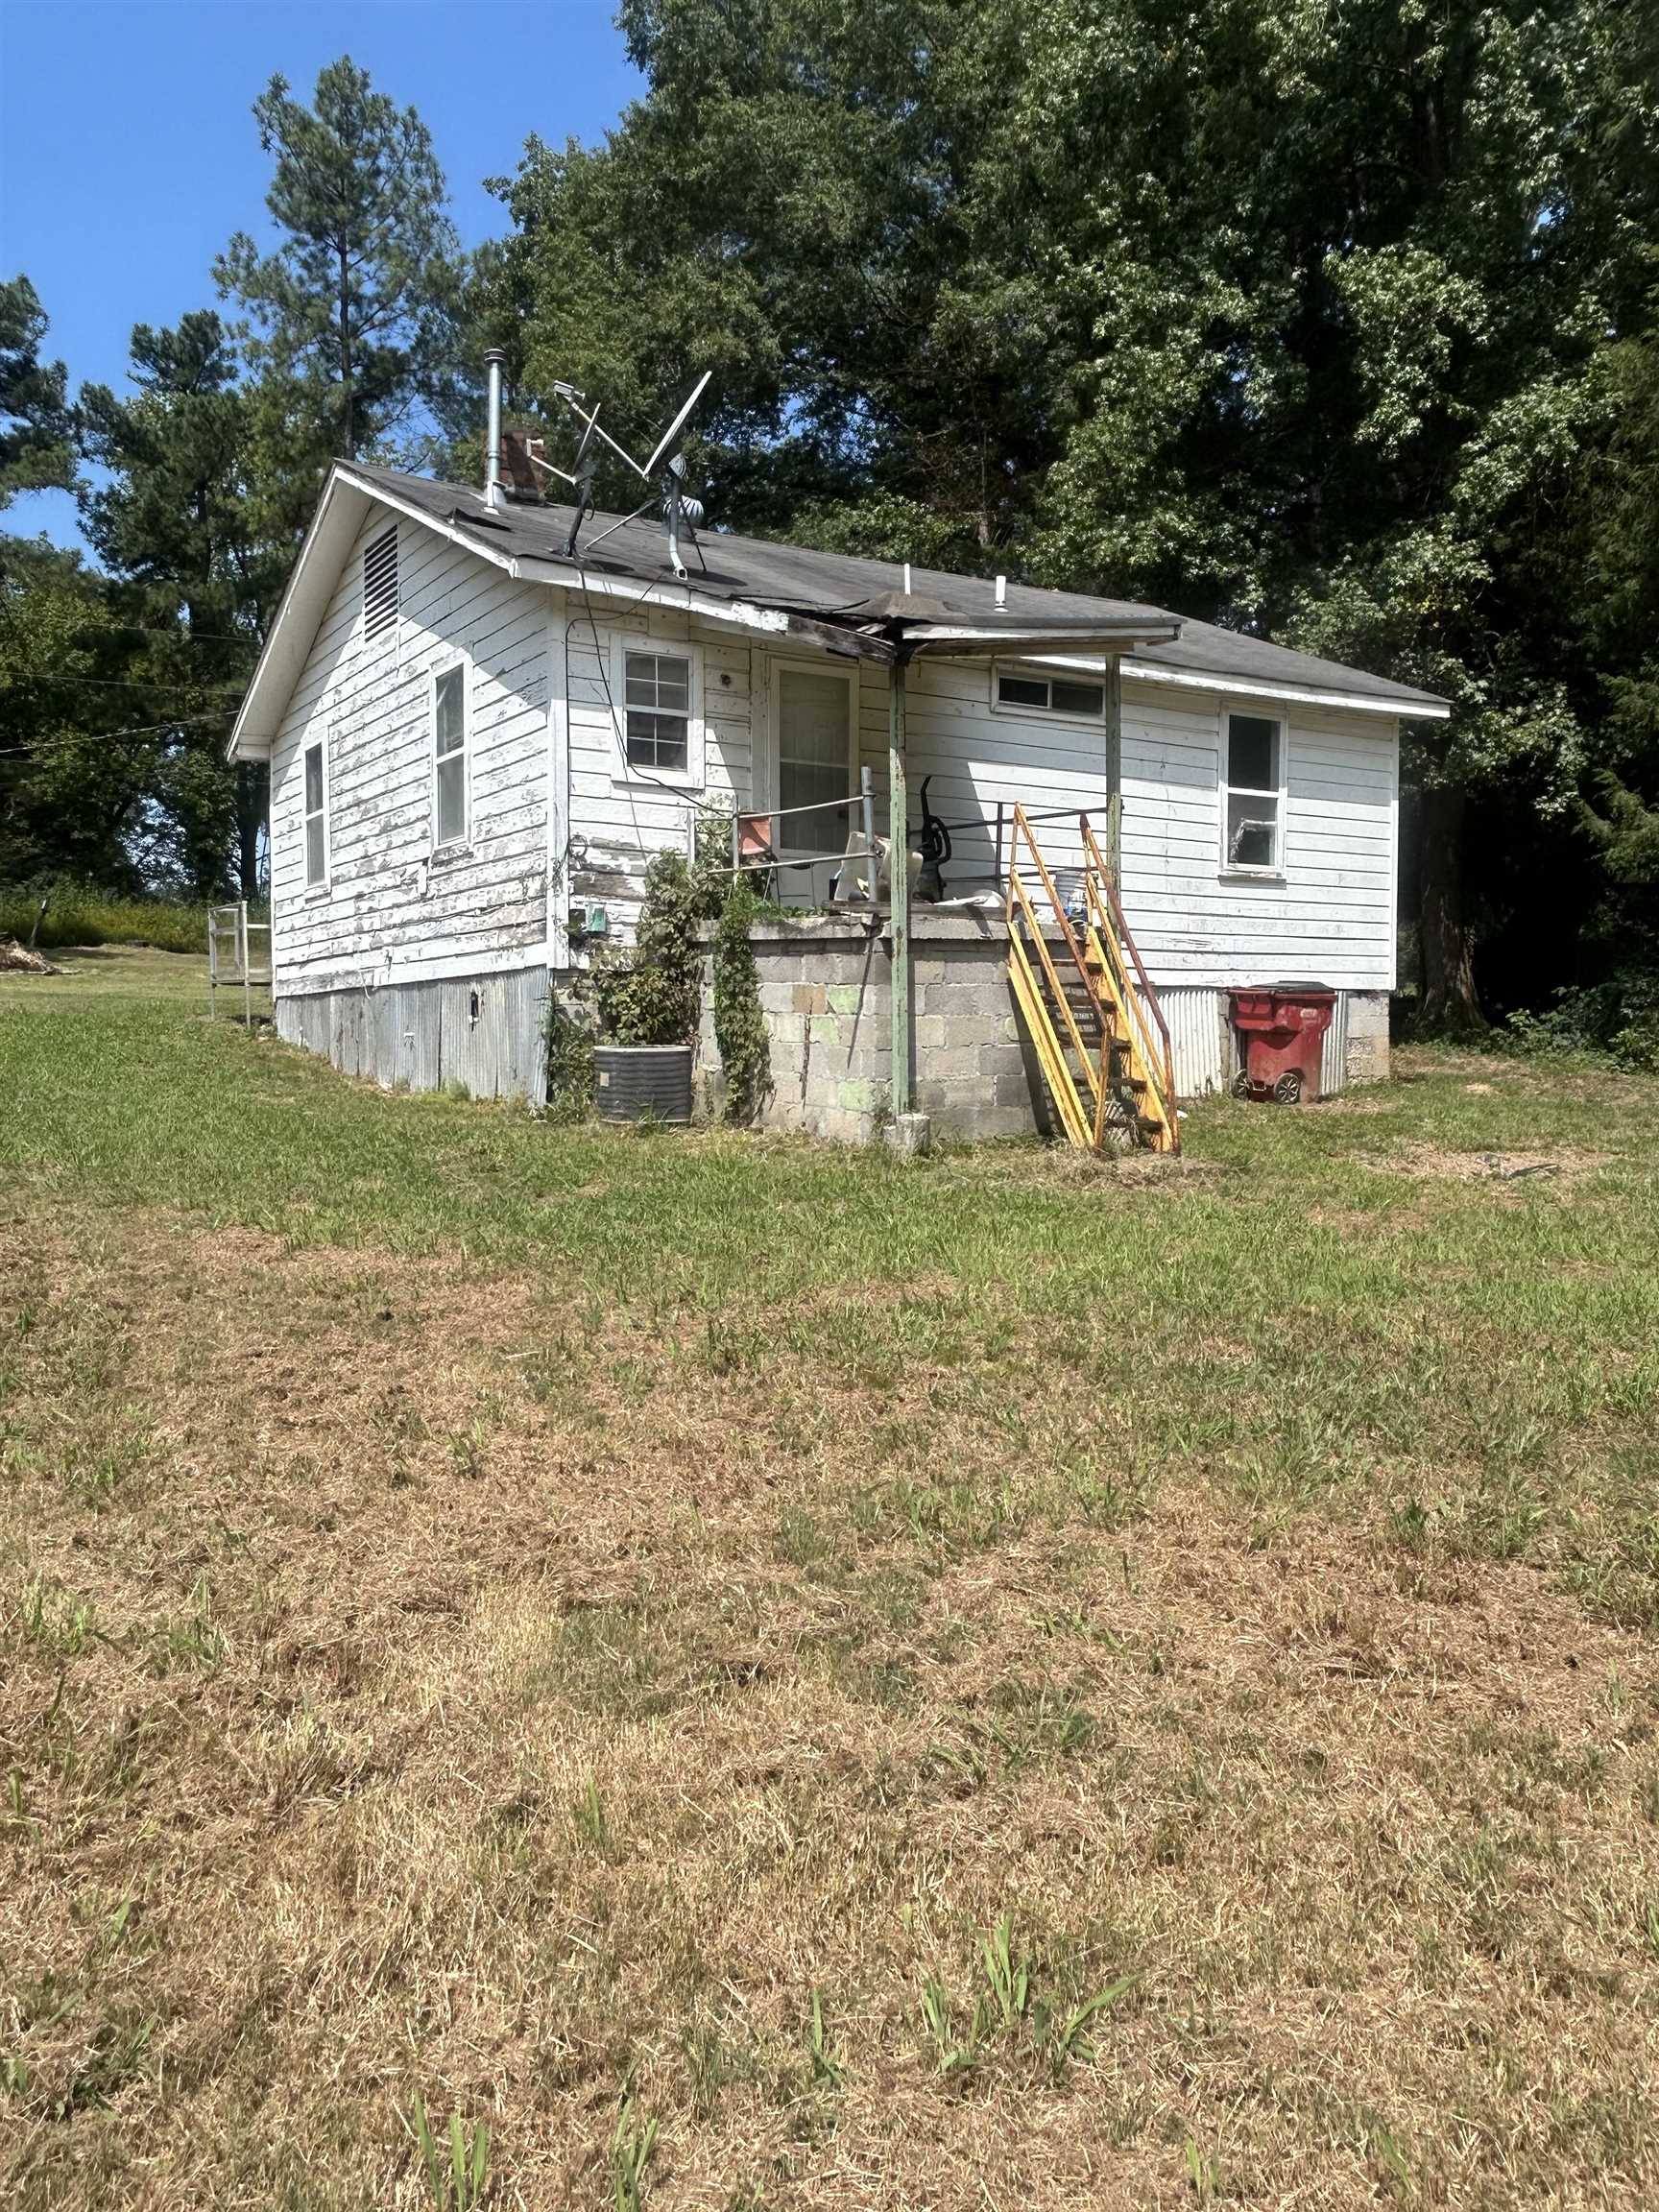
left=236, top=761, right=267, bottom=901
left=1418, top=783, right=1482, bottom=1032
left=338, top=241, right=354, bottom=460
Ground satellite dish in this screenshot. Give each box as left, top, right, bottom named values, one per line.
left=644, top=371, right=712, bottom=479
left=544, top=368, right=712, bottom=577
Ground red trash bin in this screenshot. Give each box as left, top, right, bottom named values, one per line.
left=1230, top=983, right=1336, bottom=1104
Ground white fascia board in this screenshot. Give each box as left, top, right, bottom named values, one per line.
left=227, top=469, right=367, bottom=761
left=1029, top=645, right=1450, bottom=722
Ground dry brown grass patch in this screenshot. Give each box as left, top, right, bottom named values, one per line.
left=3, top=1207, right=1656, bottom=2209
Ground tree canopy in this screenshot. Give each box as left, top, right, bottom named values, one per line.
left=4, top=21, right=1658, bottom=1048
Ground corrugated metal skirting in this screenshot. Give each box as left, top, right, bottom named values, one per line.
left=275, top=969, right=548, bottom=1105
left=1158, top=987, right=1229, bottom=1098
left=1150, top=984, right=1351, bottom=1099
left=1319, top=994, right=1350, bottom=1098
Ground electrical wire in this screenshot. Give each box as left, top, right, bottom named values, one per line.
left=0, top=709, right=233, bottom=757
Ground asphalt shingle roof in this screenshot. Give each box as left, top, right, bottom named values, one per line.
left=348, top=462, right=1448, bottom=713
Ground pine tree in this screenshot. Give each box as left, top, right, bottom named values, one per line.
left=215, top=57, right=464, bottom=471
left=0, top=276, right=74, bottom=508
left=80, top=313, right=286, bottom=898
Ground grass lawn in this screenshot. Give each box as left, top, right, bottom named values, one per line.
left=2, top=949, right=1657, bottom=2209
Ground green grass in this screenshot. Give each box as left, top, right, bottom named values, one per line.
left=3, top=948, right=1657, bottom=2207
left=4, top=950, right=1657, bottom=1618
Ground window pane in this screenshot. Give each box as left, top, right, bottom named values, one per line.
left=625, top=653, right=689, bottom=712
left=435, top=666, right=465, bottom=757
left=1050, top=679, right=1104, bottom=716
left=437, top=753, right=467, bottom=845
left=1226, top=791, right=1279, bottom=869
left=626, top=710, right=688, bottom=773
left=304, top=743, right=324, bottom=816
left=305, top=814, right=325, bottom=886
left=1228, top=712, right=1279, bottom=791
left=998, top=674, right=1048, bottom=708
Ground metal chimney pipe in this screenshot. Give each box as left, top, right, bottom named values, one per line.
left=484, top=349, right=506, bottom=510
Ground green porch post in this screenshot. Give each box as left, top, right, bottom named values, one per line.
left=888, top=654, right=911, bottom=1118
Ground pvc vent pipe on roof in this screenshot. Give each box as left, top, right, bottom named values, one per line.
left=996, top=573, right=1006, bottom=607
left=484, top=349, right=505, bottom=511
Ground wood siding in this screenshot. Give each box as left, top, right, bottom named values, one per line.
left=1120, top=684, right=1397, bottom=991
left=269, top=513, right=551, bottom=992
left=563, top=594, right=753, bottom=930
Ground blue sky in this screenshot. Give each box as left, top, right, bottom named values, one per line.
left=0, top=0, right=640, bottom=548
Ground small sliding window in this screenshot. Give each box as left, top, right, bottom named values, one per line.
left=433, top=664, right=468, bottom=849
left=994, top=664, right=1105, bottom=718
left=303, top=738, right=327, bottom=888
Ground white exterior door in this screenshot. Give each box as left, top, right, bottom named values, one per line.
left=770, top=659, right=858, bottom=902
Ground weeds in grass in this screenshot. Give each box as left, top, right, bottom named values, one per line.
left=806, top=1988, right=843, bottom=2088
left=611, top=2095, right=658, bottom=2212
left=16, top=1575, right=97, bottom=1658
left=1043, top=1975, right=1144, bottom=2071
left=573, top=1772, right=616, bottom=1859
left=922, top=1919, right=1143, bottom=2082
left=151, top=1573, right=225, bottom=1673
left=1184, top=2135, right=1222, bottom=2199
left=919, top=1974, right=979, bottom=2076
left=408, top=2094, right=492, bottom=2210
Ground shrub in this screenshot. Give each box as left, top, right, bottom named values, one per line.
left=1502, top=977, right=1659, bottom=1071
left=712, top=876, right=770, bottom=1123
left=0, top=880, right=213, bottom=955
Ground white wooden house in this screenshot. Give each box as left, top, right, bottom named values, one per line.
left=228, top=444, right=1446, bottom=1139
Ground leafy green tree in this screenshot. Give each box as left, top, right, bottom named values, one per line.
left=0, top=276, right=73, bottom=508
left=496, top=0, right=1656, bottom=1028
left=80, top=312, right=285, bottom=898
left=0, top=539, right=155, bottom=889
left=216, top=56, right=465, bottom=480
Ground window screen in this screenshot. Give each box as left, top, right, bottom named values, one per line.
left=778, top=667, right=852, bottom=841
left=623, top=651, right=690, bottom=773
left=434, top=665, right=467, bottom=847
left=363, top=526, right=398, bottom=639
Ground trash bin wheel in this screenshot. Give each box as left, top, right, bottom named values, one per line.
left=1230, top=1070, right=1252, bottom=1099
left=1273, top=1070, right=1304, bottom=1105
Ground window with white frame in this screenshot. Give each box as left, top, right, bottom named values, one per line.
left=433, top=663, right=468, bottom=848
left=1222, top=709, right=1285, bottom=872
left=995, top=664, right=1105, bottom=717
left=622, top=647, right=692, bottom=775
left=303, top=738, right=327, bottom=888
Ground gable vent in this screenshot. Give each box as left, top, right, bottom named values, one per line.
left=363, top=525, right=398, bottom=639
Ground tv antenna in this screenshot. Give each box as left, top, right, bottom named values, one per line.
left=525, top=372, right=712, bottom=580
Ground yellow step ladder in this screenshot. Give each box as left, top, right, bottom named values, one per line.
left=1004, top=805, right=1180, bottom=1153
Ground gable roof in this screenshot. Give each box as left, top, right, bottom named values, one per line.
left=229, top=462, right=1448, bottom=757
